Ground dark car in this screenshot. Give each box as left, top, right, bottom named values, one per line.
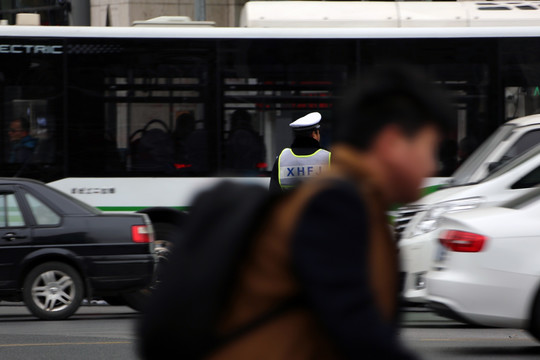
left=0, top=178, right=156, bottom=320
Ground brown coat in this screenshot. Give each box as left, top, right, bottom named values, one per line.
left=208, top=145, right=400, bottom=360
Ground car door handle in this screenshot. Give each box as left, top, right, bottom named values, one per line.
left=2, top=233, right=26, bottom=241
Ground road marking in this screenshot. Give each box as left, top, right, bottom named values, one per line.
left=420, top=338, right=531, bottom=342
left=0, top=341, right=131, bottom=348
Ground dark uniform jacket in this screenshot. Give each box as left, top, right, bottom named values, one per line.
left=9, top=135, right=37, bottom=164
left=209, top=145, right=417, bottom=360
left=269, top=136, right=324, bottom=193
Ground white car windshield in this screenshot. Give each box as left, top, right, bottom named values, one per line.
left=482, top=143, right=540, bottom=184
left=450, top=124, right=516, bottom=186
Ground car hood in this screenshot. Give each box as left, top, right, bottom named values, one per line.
left=411, top=184, right=480, bottom=207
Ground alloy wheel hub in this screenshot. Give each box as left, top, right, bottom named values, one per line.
left=32, top=270, right=75, bottom=312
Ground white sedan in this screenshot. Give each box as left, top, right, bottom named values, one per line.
left=426, top=186, right=540, bottom=341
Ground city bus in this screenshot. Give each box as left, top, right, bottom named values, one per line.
left=2, top=2, right=540, bottom=240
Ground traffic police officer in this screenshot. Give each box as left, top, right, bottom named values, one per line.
left=269, top=112, right=331, bottom=192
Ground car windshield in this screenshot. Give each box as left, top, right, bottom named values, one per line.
left=503, top=186, right=540, bottom=209
left=450, top=124, right=516, bottom=186
left=481, top=143, right=540, bottom=184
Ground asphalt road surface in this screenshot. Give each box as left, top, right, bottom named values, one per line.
left=0, top=302, right=140, bottom=360
left=402, top=309, right=540, bottom=359
left=1, top=303, right=540, bottom=359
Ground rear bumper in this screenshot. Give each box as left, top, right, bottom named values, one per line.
left=85, top=254, right=157, bottom=294
left=427, top=301, right=478, bottom=325
left=427, top=268, right=534, bottom=329
left=399, top=232, right=436, bottom=303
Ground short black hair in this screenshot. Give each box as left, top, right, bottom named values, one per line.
left=294, top=128, right=319, bottom=139
left=334, top=66, right=453, bottom=150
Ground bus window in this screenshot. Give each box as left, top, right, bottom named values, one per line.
left=219, top=38, right=352, bottom=175
left=222, top=109, right=266, bottom=173
left=0, top=43, right=63, bottom=182
left=504, top=86, right=540, bottom=120
left=364, top=38, right=493, bottom=175
left=6, top=100, right=56, bottom=166
left=502, top=38, right=540, bottom=120
left=66, top=38, right=210, bottom=177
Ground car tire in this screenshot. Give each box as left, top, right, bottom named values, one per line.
left=529, top=289, right=540, bottom=341
left=121, top=222, right=181, bottom=313
left=153, top=222, right=181, bottom=256
left=22, top=262, right=84, bottom=320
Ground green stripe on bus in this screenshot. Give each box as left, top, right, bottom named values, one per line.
left=421, top=184, right=442, bottom=197
left=97, top=206, right=191, bottom=212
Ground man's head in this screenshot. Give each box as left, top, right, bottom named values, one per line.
left=290, top=112, right=322, bottom=143
left=9, top=118, right=30, bottom=142
left=334, top=67, right=453, bottom=203
left=294, top=128, right=321, bottom=142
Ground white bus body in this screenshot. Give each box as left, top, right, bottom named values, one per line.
left=241, top=1, right=540, bottom=28
left=0, top=18, right=540, bottom=212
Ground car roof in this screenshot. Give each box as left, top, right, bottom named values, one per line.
left=0, top=177, right=99, bottom=215
left=506, top=114, right=540, bottom=127
left=0, top=177, right=46, bottom=186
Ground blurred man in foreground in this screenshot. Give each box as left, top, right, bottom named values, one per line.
left=209, top=68, right=451, bottom=359
left=139, top=67, right=451, bottom=360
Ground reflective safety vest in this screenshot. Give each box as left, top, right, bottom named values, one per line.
left=278, top=148, right=331, bottom=190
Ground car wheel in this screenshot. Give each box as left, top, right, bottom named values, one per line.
left=22, top=262, right=84, bottom=320
left=530, top=289, right=540, bottom=341
left=153, top=222, right=181, bottom=262
left=121, top=222, right=181, bottom=313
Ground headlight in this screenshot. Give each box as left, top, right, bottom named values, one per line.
left=412, top=197, right=482, bottom=237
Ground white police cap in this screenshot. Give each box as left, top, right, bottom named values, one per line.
left=289, top=112, right=322, bottom=131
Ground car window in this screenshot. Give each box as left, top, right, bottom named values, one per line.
left=483, top=144, right=540, bottom=183
left=501, top=129, right=540, bottom=162
left=0, top=193, right=25, bottom=227
left=512, top=164, right=540, bottom=189
left=24, top=193, right=61, bottom=226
